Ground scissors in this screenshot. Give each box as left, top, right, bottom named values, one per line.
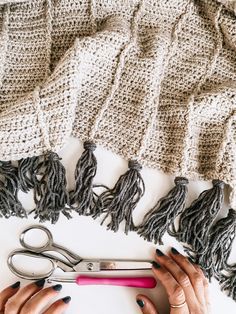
left=8, top=225, right=156, bottom=288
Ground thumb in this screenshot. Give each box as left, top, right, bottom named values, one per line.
left=136, top=294, right=159, bottom=314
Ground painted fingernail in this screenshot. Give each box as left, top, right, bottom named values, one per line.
left=136, top=299, right=145, bottom=308
left=171, top=247, right=179, bottom=255
left=156, top=248, right=164, bottom=256
left=152, top=261, right=161, bottom=269
left=62, top=296, right=71, bottom=304
left=11, top=281, right=20, bottom=289
left=52, top=284, right=62, bottom=291
left=35, top=278, right=46, bottom=287
left=188, top=257, right=194, bottom=264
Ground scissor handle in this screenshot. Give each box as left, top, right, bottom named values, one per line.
left=20, top=225, right=82, bottom=265
left=7, top=249, right=57, bottom=280
left=20, top=225, right=53, bottom=252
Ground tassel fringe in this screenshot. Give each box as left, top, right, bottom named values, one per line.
left=0, top=161, right=26, bottom=218
left=98, top=160, right=145, bottom=234
left=173, top=180, right=224, bottom=253
left=18, top=157, right=40, bottom=192
left=137, top=177, right=188, bottom=244
left=32, top=152, right=71, bottom=224
left=197, top=209, right=236, bottom=280
left=69, top=141, right=98, bottom=216
left=2, top=148, right=236, bottom=302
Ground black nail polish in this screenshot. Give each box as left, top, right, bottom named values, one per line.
left=156, top=248, right=164, bottom=256
left=136, top=299, right=145, bottom=308
left=62, top=296, right=71, bottom=304
left=188, top=257, right=194, bottom=264
left=152, top=261, right=161, bottom=269
left=52, top=284, right=62, bottom=291
left=11, top=281, right=20, bottom=289
left=171, top=247, right=179, bottom=255
left=35, top=278, right=46, bottom=287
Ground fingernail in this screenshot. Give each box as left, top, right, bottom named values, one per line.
left=171, top=247, right=179, bottom=255
left=35, top=278, right=46, bottom=287
left=152, top=261, right=161, bottom=269
left=52, top=284, right=62, bottom=291
left=62, top=296, right=71, bottom=304
left=136, top=299, right=145, bottom=308
left=156, top=248, right=164, bottom=256
left=11, top=281, right=20, bottom=289
left=188, top=257, right=194, bottom=264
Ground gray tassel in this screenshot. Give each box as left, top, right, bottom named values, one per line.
left=174, top=179, right=224, bottom=253
left=137, top=177, right=188, bottom=244
left=0, top=161, right=26, bottom=218
left=98, top=160, right=145, bottom=234
left=18, top=156, right=40, bottom=192
left=220, top=273, right=236, bottom=301
left=197, top=209, right=236, bottom=280
left=69, top=141, right=97, bottom=216
left=33, top=152, right=71, bottom=224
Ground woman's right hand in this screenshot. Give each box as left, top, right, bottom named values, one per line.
left=0, top=279, right=71, bottom=314
left=136, top=247, right=210, bottom=314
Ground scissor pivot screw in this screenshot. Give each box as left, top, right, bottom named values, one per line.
left=87, top=263, right=94, bottom=271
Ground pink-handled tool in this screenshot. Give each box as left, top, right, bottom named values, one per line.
left=8, top=225, right=154, bottom=284
left=48, top=275, right=157, bottom=288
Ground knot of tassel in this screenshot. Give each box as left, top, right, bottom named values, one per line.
left=137, top=176, right=188, bottom=244
left=175, top=177, right=188, bottom=185
left=212, top=179, right=225, bottom=188
left=84, top=141, right=96, bottom=151
left=128, top=160, right=142, bottom=171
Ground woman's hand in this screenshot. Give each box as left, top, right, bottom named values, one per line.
left=0, top=279, right=71, bottom=314
left=136, top=247, right=210, bottom=314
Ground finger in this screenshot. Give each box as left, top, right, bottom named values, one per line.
left=43, top=296, right=71, bottom=314
left=0, top=282, right=21, bottom=311
left=20, top=285, right=63, bottom=314
left=155, top=248, right=197, bottom=310
left=151, top=260, right=187, bottom=310
left=169, top=248, right=206, bottom=306
left=192, top=263, right=211, bottom=312
left=136, top=294, right=159, bottom=314
left=4, top=279, right=45, bottom=314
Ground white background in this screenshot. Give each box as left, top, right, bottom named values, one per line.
left=0, top=137, right=236, bottom=313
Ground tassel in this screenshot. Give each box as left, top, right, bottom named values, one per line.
left=197, top=209, right=236, bottom=280
left=98, top=160, right=145, bottom=234
left=174, top=179, right=224, bottom=253
left=0, top=161, right=26, bottom=218
left=137, top=177, right=188, bottom=244
left=220, top=273, right=236, bottom=301
left=69, top=141, right=98, bottom=216
left=18, top=156, right=40, bottom=192
left=32, top=152, right=71, bottom=224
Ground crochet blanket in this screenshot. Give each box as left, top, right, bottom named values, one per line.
left=0, top=0, right=236, bottom=300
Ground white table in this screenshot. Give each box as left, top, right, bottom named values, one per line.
left=0, top=138, right=235, bottom=313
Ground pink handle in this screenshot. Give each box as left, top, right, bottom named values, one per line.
left=75, top=276, right=156, bottom=288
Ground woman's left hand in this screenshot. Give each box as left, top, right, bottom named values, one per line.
left=0, top=279, right=71, bottom=314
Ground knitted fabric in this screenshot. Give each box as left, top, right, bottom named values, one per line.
left=0, top=0, right=235, bottom=206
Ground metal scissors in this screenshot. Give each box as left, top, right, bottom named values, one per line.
left=8, top=225, right=154, bottom=288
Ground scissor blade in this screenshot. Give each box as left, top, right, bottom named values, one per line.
left=73, top=260, right=152, bottom=272
left=100, top=260, right=152, bottom=271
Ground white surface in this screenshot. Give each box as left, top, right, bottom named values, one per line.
left=0, top=137, right=236, bottom=314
